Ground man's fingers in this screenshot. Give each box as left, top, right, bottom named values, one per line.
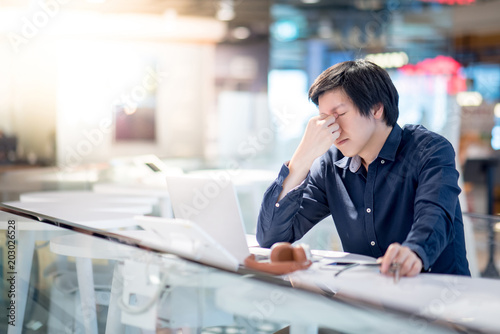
left=316, top=115, right=340, bottom=142
left=399, top=256, right=415, bottom=276
left=381, top=243, right=400, bottom=273
left=329, top=123, right=340, bottom=132
left=380, top=244, right=423, bottom=278
left=407, top=260, right=422, bottom=277
left=331, top=128, right=341, bottom=141
left=325, top=117, right=337, bottom=128
left=321, top=114, right=336, bottom=123
left=321, top=120, right=336, bottom=131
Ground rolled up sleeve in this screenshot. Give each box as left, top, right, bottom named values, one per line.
left=256, top=160, right=331, bottom=248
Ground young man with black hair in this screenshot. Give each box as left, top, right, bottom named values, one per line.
left=257, top=60, right=470, bottom=277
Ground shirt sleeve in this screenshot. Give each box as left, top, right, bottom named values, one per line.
left=256, top=160, right=332, bottom=248
left=402, top=136, right=461, bottom=271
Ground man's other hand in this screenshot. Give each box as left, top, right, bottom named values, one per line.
left=377, top=243, right=423, bottom=278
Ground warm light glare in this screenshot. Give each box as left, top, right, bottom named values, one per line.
left=0, top=10, right=226, bottom=42
left=456, top=92, right=483, bottom=107
left=495, top=222, right=500, bottom=232
left=0, top=9, right=23, bottom=32
left=365, top=52, right=409, bottom=68
left=163, top=9, right=178, bottom=21
left=123, top=106, right=138, bottom=115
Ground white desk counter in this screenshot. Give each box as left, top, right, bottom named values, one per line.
left=4, top=201, right=153, bottom=215
left=3, top=205, right=138, bottom=229
left=288, top=261, right=500, bottom=333
left=20, top=190, right=158, bottom=206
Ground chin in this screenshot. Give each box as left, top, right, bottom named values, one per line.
left=336, top=147, right=354, bottom=157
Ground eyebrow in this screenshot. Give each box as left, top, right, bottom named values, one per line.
left=330, top=103, right=345, bottom=112
left=320, top=103, right=345, bottom=115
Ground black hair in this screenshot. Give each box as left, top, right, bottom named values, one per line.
left=308, top=59, right=399, bottom=126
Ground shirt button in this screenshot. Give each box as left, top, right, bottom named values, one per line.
left=370, top=241, right=375, bottom=246
left=275, top=203, right=280, bottom=208
left=381, top=160, right=385, bottom=164
left=366, top=208, right=371, bottom=213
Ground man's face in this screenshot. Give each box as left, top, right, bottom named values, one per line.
left=318, top=89, right=377, bottom=158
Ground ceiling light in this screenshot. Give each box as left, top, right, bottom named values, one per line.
left=216, top=0, right=235, bottom=21
left=492, top=126, right=500, bottom=150
left=365, top=52, right=409, bottom=68
left=301, top=0, right=321, bottom=3
left=420, top=0, right=475, bottom=5
left=494, top=103, right=500, bottom=118
left=232, top=26, right=251, bottom=39
left=456, top=92, right=483, bottom=107
left=354, top=0, right=383, bottom=10
left=271, top=20, right=299, bottom=42
left=217, top=8, right=235, bottom=21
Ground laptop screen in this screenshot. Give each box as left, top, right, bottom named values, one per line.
left=166, top=174, right=251, bottom=264
left=135, top=215, right=240, bottom=272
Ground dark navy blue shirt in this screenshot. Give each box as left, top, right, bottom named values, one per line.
left=257, top=124, right=470, bottom=276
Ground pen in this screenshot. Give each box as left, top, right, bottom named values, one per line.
left=332, top=262, right=380, bottom=277
left=390, top=262, right=401, bottom=284
left=331, top=262, right=401, bottom=284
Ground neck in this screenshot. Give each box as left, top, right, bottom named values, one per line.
left=360, top=125, right=393, bottom=170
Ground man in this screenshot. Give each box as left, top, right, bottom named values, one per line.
left=257, top=59, right=470, bottom=277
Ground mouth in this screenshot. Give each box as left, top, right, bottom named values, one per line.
left=336, top=138, right=348, bottom=146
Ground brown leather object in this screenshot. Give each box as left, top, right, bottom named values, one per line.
left=244, top=242, right=312, bottom=275
left=270, top=242, right=295, bottom=262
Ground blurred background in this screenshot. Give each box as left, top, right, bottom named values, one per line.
left=1, top=0, right=500, bottom=273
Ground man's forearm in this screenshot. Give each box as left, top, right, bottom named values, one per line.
left=256, top=171, right=300, bottom=247
left=278, top=154, right=315, bottom=201
left=278, top=114, right=339, bottom=201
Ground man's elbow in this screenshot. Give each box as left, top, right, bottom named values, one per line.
left=256, top=228, right=274, bottom=248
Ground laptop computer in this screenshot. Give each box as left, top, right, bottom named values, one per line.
left=164, top=174, right=251, bottom=267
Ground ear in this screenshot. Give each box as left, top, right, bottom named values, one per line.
left=372, top=103, right=384, bottom=120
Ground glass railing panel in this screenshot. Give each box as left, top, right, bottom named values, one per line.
left=0, top=207, right=492, bottom=334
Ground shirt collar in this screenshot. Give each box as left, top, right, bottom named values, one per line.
left=334, top=155, right=362, bottom=173
left=377, top=123, right=403, bottom=162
